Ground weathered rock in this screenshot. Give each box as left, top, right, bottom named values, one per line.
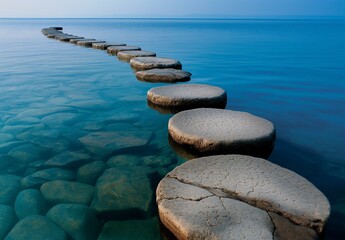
left=130, top=57, right=182, bottom=70
left=117, top=50, right=156, bottom=61
left=98, top=218, right=161, bottom=240
left=0, top=205, right=17, bottom=239
left=0, top=174, right=21, bottom=205
left=41, top=180, right=94, bottom=205
left=157, top=155, right=330, bottom=236
left=168, top=108, right=276, bottom=158
left=79, top=131, right=152, bottom=156
left=70, top=38, right=95, bottom=44
left=55, top=34, right=74, bottom=40
left=107, top=46, right=141, bottom=55
left=77, top=40, right=106, bottom=47
left=44, top=151, right=92, bottom=168
left=47, top=204, right=100, bottom=240
left=5, top=215, right=67, bottom=240
left=8, top=143, right=49, bottom=164
left=91, top=167, right=154, bottom=215
left=21, top=168, right=76, bottom=188
left=136, top=68, right=191, bottom=83
left=92, top=42, right=126, bottom=50
left=14, top=189, right=47, bottom=219
left=148, top=84, right=227, bottom=111
left=59, top=36, right=84, bottom=41
left=77, top=161, right=107, bottom=185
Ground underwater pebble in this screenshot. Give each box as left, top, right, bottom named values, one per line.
left=14, top=189, right=47, bottom=220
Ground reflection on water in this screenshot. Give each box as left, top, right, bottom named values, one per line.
left=0, top=19, right=344, bottom=239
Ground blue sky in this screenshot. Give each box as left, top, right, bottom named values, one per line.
left=1, top=0, right=344, bottom=18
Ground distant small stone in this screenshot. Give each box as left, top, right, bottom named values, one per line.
left=130, top=57, right=182, bottom=70
left=14, top=189, right=47, bottom=219
left=117, top=51, right=156, bottom=61
left=70, top=38, right=95, bottom=44
left=77, top=40, right=106, bottom=47
left=136, top=68, right=191, bottom=83
left=107, top=46, right=141, bottom=55
left=92, top=42, right=126, bottom=50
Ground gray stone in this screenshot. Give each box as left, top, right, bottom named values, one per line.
left=79, top=130, right=152, bottom=156
left=168, top=108, right=276, bottom=158
left=107, top=46, right=141, bottom=55
left=0, top=174, right=21, bottom=205
left=8, top=143, right=49, bottom=164
left=77, top=161, right=107, bottom=185
left=117, top=50, right=156, bottom=61
left=70, top=38, right=95, bottom=44
left=91, top=167, right=154, bottom=214
left=44, top=151, right=92, bottom=168
left=0, top=205, right=17, bottom=239
left=55, top=34, right=74, bottom=40
left=130, top=57, right=182, bottom=70
left=21, top=168, right=76, bottom=188
left=148, top=84, right=227, bottom=109
left=14, top=189, right=47, bottom=219
left=136, top=68, right=191, bottom=83
left=41, top=180, right=94, bottom=205
left=158, top=155, right=330, bottom=234
left=46, top=204, right=100, bottom=240
left=98, top=218, right=160, bottom=240
left=59, top=36, right=84, bottom=41
left=92, top=42, right=126, bottom=50
left=17, top=107, right=74, bottom=118
left=5, top=215, right=67, bottom=240
left=77, top=40, right=106, bottom=47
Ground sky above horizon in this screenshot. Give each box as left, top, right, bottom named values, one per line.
left=1, top=0, right=344, bottom=18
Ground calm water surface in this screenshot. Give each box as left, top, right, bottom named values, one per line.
left=0, top=19, right=344, bottom=239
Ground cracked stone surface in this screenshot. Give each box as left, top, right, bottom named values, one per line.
left=117, top=51, right=156, bottom=61
left=107, top=46, right=141, bottom=55
left=168, top=108, right=276, bottom=158
left=136, top=68, right=191, bottom=83
left=130, top=57, right=182, bottom=70
left=157, top=155, right=330, bottom=240
left=147, top=84, right=227, bottom=109
left=92, top=42, right=126, bottom=50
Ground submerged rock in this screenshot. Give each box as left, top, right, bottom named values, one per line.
left=0, top=205, right=17, bottom=239
left=5, top=215, right=67, bottom=240
left=77, top=40, right=106, bottom=47
left=130, top=57, right=182, bottom=70
left=136, top=68, right=191, bottom=83
left=0, top=174, right=21, bottom=205
left=47, top=204, right=100, bottom=240
left=41, top=180, right=94, bottom=205
left=14, top=189, right=47, bottom=219
left=44, top=151, right=92, bottom=168
left=8, top=143, right=50, bottom=164
left=77, top=161, right=107, bottom=185
left=70, top=38, right=95, bottom=44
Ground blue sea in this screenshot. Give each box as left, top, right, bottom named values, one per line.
left=0, top=18, right=344, bottom=239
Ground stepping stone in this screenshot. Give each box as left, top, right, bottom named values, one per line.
left=40, top=180, right=94, bottom=205
left=47, top=204, right=100, bottom=240
left=157, top=155, right=330, bottom=239
left=70, top=38, right=95, bottom=44
left=77, top=40, right=106, bottom=47
left=168, top=108, right=276, bottom=158
left=0, top=174, right=21, bottom=205
left=77, top=161, right=107, bottom=185
left=0, top=205, right=17, bottom=239
left=14, top=189, right=47, bottom=220
left=5, top=215, right=67, bottom=240
left=59, top=36, right=84, bottom=42
left=50, top=27, right=63, bottom=30
left=55, top=34, right=74, bottom=40
left=147, top=84, right=227, bottom=111
left=92, top=42, right=126, bottom=50
left=130, top=57, right=182, bottom=70
left=47, top=33, right=64, bottom=39
left=107, top=46, right=141, bottom=55
left=136, top=68, right=191, bottom=83
left=43, top=151, right=91, bottom=168
left=117, top=50, right=156, bottom=61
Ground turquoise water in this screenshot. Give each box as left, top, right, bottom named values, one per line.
left=0, top=19, right=344, bottom=239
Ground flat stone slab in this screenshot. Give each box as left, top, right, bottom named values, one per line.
left=92, top=42, right=126, bottom=50
left=55, top=34, right=74, bottom=40
left=77, top=40, right=106, bottom=47
left=59, top=36, right=84, bottom=41
left=136, top=68, right=191, bottom=83
left=168, top=108, right=276, bottom=157
left=107, top=46, right=141, bottom=55
left=117, top=51, right=156, bottom=61
left=43, top=151, right=92, bottom=168
left=70, top=38, right=95, bottom=44
left=0, top=174, right=21, bottom=205
left=157, top=155, right=330, bottom=239
left=130, top=57, right=182, bottom=70
left=147, top=84, right=227, bottom=111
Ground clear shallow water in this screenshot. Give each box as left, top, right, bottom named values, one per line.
left=0, top=18, right=344, bottom=239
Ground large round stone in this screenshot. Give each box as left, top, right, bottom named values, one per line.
left=92, top=42, right=126, bottom=50
left=136, top=68, right=191, bottom=83
left=0, top=174, right=21, bottom=205
left=157, top=155, right=330, bottom=239
left=46, top=204, right=100, bottom=240
left=5, top=215, right=67, bottom=240
left=130, top=57, right=182, bottom=70
left=168, top=108, right=276, bottom=158
left=147, top=84, right=227, bottom=111
left=107, top=46, right=141, bottom=55
left=14, top=189, right=47, bottom=219
left=117, top=51, right=156, bottom=61
left=77, top=40, right=106, bottom=47
left=70, top=38, right=95, bottom=44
